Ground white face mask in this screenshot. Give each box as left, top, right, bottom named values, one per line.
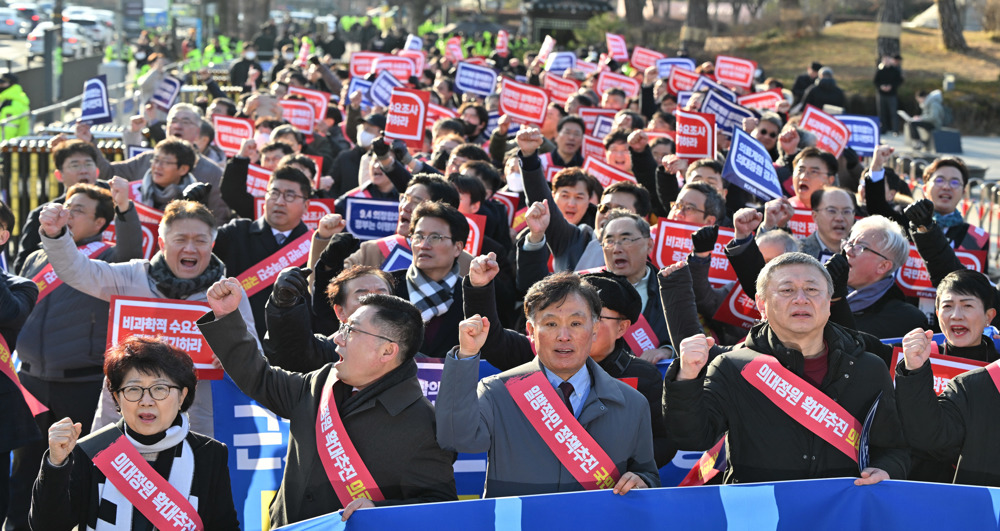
left=254, top=132, right=270, bottom=146
left=506, top=172, right=524, bottom=192
left=283, top=52, right=295, bottom=61
left=357, top=128, right=376, bottom=148
left=244, top=51, right=257, bottom=60
left=134, top=51, right=147, bottom=60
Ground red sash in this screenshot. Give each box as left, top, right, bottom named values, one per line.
left=91, top=435, right=204, bottom=531
left=987, top=361, right=1000, bottom=395
left=375, top=234, right=409, bottom=259
left=742, top=355, right=862, bottom=463
left=315, top=375, right=385, bottom=506
left=32, top=241, right=111, bottom=302
left=236, top=231, right=313, bottom=297
left=505, top=371, right=620, bottom=490
left=677, top=436, right=725, bottom=487
left=0, top=335, right=48, bottom=415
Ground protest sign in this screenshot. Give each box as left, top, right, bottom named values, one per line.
left=592, top=115, right=615, bottom=139
left=605, top=33, right=629, bottom=62
left=700, top=90, right=755, bottom=134
left=346, top=77, right=373, bottom=109
left=896, top=245, right=985, bottom=298
left=836, top=115, right=880, bottom=157
left=280, top=99, right=316, bottom=134
left=674, top=109, right=716, bottom=160
left=788, top=210, right=817, bottom=239
left=668, top=67, right=700, bottom=95
left=498, top=78, right=549, bottom=124
left=714, top=55, right=757, bottom=89
left=537, top=35, right=556, bottom=61
left=496, top=30, right=509, bottom=55
left=399, top=49, right=426, bottom=74
left=455, top=61, right=497, bottom=97
left=464, top=213, right=486, bottom=256
left=579, top=107, right=617, bottom=134
left=151, top=76, right=182, bottom=111
left=799, top=105, right=851, bottom=157
left=385, top=87, right=429, bottom=150
left=349, top=51, right=385, bottom=77
left=445, top=36, right=464, bottom=62
left=543, top=51, right=577, bottom=75
left=343, top=198, right=400, bottom=240
left=582, top=135, right=605, bottom=161
left=596, top=71, right=640, bottom=99
left=652, top=220, right=737, bottom=285
left=254, top=198, right=338, bottom=232
left=369, top=70, right=404, bottom=108
left=712, top=283, right=761, bottom=330
left=372, top=55, right=417, bottom=82
left=890, top=350, right=987, bottom=395
left=582, top=157, right=636, bottom=188
left=246, top=164, right=271, bottom=197
left=543, top=74, right=580, bottom=103
left=127, top=146, right=152, bottom=159
left=103, top=221, right=159, bottom=260
left=692, top=76, right=737, bottom=102
left=80, top=74, right=112, bottom=124
left=212, top=115, right=254, bottom=156
left=287, top=86, right=331, bottom=122
left=737, top=89, right=785, bottom=111
left=405, top=34, right=422, bottom=50
left=574, top=59, right=601, bottom=75
left=656, top=57, right=695, bottom=79
left=722, top=128, right=783, bottom=201
left=630, top=46, right=665, bottom=71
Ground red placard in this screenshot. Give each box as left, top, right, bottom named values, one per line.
left=498, top=78, right=549, bottom=124
left=464, top=213, right=486, bottom=256
left=385, top=87, right=429, bottom=151
left=675, top=109, right=717, bottom=160
left=492, top=191, right=520, bottom=226
left=103, top=221, right=159, bottom=260
left=582, top=157, right=636, bottom=188
left=372, top=55, right=417, bottom=82
left=579, top=107, right=617, bottom=135
left=246, top=164, right=271, bottom=197
left=653, top=219, right=737, bottom=285
left=737, top=89, right=785, bottom=111
left=445, top=36, right=463, bottom=62
left=891, top=349, right=987, bottom=395
left=304, top=154, right=324, bottom=183
left=0, top=335, right=48, bottom=415
left=788, top=209, right=818, bottom=239
left=712, top=283, right=761, bottom=330
left=895, top=245, right=986, bottom=299
left=574, top=60, right=602, bottom=75
left=596, top=71, right=640, bottom=99
left=496, top=29, right=509, bottom=55
left=605, top=33, right=629, bottom=62
left=543, top=74, right=580, bottom=104
left=537, top=35, right=556, bottom=61
left=211, top=115, right=254, bottom=156
left=714, top=55, right=757, bottom=89
left=582, top=135, right=605, bottom=161
left=349, top=51, right=386, bottom=78
left=630, top=46, right=665, bottom=71
left=287, top=86, right=331, bottom=123
left=107, top=296, right=221, bottom=380
left=668, top=68, right=701, bottom=95
left=799, top=105, right=851, bottom=158
left=399, top=49, right=425, bottom=74
left=253, top=198, right=338, bottom=232
left=624, top=314, right=659, bottom=354
left=280, top=99, right=317, bottom=134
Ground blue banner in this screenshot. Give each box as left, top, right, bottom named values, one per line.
left=345, top=77, right=373, bottom=109
left=343, top=197, right=400, bottom=240
left=150, top=76, right=182, bottom=111
left=369, top=71, right=403, bottom=108
left=455, top=62, right=497, bottom=98
left=676, top=91, right=694, bottom=109
left=80, top=74, right=112, bottom=125
left=592, top=115, right=614, bottom=139
left=543, top=52, right=577, bottom=75
left=273, top=478, right=1000, bottom=530
left=693, top=76, right=737, bottom=102
left=701, top=90, right=756, bottom=134
left=836, top=115, right=880, bottom=157
left=656, top=57, right=696, bottom=79
left=722, top=128, right=783, bottom=201
left=485, top=111, right=519, bottom=138
left=126, top=145, right=152, bottom=159
left=381, top=245, right=413, bottom=272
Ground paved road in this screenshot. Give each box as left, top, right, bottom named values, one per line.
left=0, top=36, right=31, bottom=71
left=882, top=133, right=1000, bottom=182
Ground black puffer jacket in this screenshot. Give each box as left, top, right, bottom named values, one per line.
left=664, top=321, right=910, bottom=483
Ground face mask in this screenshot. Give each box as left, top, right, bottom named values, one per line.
left=506, top=172, right=524, bottom=192
left=283, top=52, right=295, bottom=61
left=134, top=51, right=147, bottom=60
left=244, top=51, right=257, bottom=60
left=357, top=129, right=376, bottom=148
left=254, top=132, right=270, bottom=146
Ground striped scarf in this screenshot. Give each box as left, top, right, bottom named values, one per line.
left=406, top=262, right=460, bottom=321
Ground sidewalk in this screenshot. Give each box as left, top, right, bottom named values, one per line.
left=881, top=133, right=1000, bottom=181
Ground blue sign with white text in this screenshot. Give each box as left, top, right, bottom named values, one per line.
left=722, top=128, right=783, bottom=201
left=344, top=197, right=400, bottom=240
left=656, top=57, right=696, bottom=79
left=836, top=115, right=880, bottom=157
left=693, top=76, right=737, bottom=102
left=592, top=115, right=614, bottom=139
left=150, top=76, right=182, bottom=111
left=485, top=111, right=520, bottom=138
left=346, top=77, right=373, bottom=109
left=544, top=52, right=577, bottom=75
left=455, top=62, right=497, bottom=97
left=701, top=90, right=755, bottom=134
left=369, top=71, right=403, bottom=108
left=80, top=74, right=112, bottom=125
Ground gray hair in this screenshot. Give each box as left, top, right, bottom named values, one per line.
left=759, top=111, right=783, bottom=130
left=756, top=230, right=800, bottom=255
left=849, top=215, right=909, bottom=274
left=167, top=103, right=204, bottom=121
left=602, top=209, right=651, bottom=238
left=819, top=67, right=834, bottom=78
left=756, top=252, right=833, bottom=297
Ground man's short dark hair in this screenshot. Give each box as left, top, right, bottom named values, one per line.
left=358, top=294, right=425, bottom=361
left=604, top=87, right=626, bottom=100
left=460, top=160, right=502, bottom=195
left=410, top=174, right=460, bottom=208
left=452, top=143, right=491, bottom=163
left=154, top=139, right=197, bottom=170
left=553, top=167, right=601, bottom=198
left=603, top=181, right=652, bottom=218
left=0, top=199, right=14, bottom=233
left=557, top=114, right=586, bottom=133
left=602, top=130, right=629, bottom=150
left=260, top=141, right=295, bottom=157
left=524, top=272, right=602, bottom=323
left=448, top=173, right=486, bottom=206
left=432, top=118, right=467, bottom=140
left=327, top=265, right=395, bottom=308
left=199, top=120, right=215, bottom=141
left=936, top=269, right=997, bottom=313
left=615, top=110, right=646, bottom=130
left=270, top=166, right=312, bottom=198
left=794, top=147, right=838, bottom=176
left=271, top=124, right=304, bottom=145
left=66, top=183, right=115, bottom=232
left=278, top=154, right=317, bottom=178
left=409, top=200, right=470, bottom=244
left=457, top=102, right=488, bottom=127
left=652, top=110, right=675, bottom=129
left=687, top=158, right=723, bottom=179
left=53, top=139, right=101, bottom=171
left=924, top=156, right=969, bottom=186
left=681, top=181, right=726, bottom=222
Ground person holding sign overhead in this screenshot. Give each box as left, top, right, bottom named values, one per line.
left=198, top=283, right=457, bottom=526
left=39, top=200, right=257, bottom=438
left=664, top=252, right=909, bottom=484
left=29, top=337, right=240, bottom=530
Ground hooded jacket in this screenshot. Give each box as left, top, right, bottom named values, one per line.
left=0, top=83, right=30, bottom=138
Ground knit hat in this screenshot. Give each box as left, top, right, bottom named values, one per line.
left=582, top=271, right=641, bottom=324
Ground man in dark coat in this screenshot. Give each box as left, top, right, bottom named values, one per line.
left=200, top=285, right=457, bottom=527
left=800, top=67, right=846, bottom=112
left=792, top=61, right=822, bottom=106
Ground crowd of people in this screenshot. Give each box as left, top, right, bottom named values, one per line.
left=0, top=19, right=997, bottom=530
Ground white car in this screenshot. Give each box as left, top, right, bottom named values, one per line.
left=64, top=14, right=110, bottom=46
left=26, top=20, right=92, bottom=61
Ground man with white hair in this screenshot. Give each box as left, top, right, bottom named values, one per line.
left=843, top=215, right=926, bottom=338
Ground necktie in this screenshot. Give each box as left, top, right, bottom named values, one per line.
left=558, top=381, right=575, bottom=416
left=275, top=233, right=286, bottom=245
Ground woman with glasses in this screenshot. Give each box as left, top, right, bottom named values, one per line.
left=29, top=336, right=239, bottom=530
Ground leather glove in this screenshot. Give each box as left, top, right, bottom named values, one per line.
left=318, top=232, right=361, bottom=270
left=371, top=135, right=391, bottom=159
left=825, top=252, right=850, bottom=300
left=904, top=199, right=935, bottom=228
left=390, top=139, right=412, bottom=166
left=181, top=182, right=212, bottom=206
left=271, top=266, right=311, bottom=308
left=691, top=225, right=719, bottom=254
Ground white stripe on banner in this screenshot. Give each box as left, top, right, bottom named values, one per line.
left=453, top=459, right=487, bottom=473
left=991, top=488, right=1000, bottom=525
left=719, top=484, right=779, bottom=531
left=494, top=497, right=522, bottom=530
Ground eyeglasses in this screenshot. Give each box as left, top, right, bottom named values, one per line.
left=842, top=239, right=890, bottom=261
left=794, top=166, right=829, bottom=179
left=170, top=117, right=200, bottom=127
left=599, top=314, right=627, bottom=321
left=118, top=384, right=181, bottom=402
left=338, top=322, right=396, bottom=344
left=266, top=188, right=305, bottom=202
left=669, top=202, right=705, bottom=216
left=818, top=207, right=854, bottom=218
left=410, top=233, right=452, bottom=246
left=931, top=176, right=963, bottom=188
left=601, top=235, right=645, bottom=249
left=597, top=203, right=629, bottom=214
left=150, top=156, right=178, bottom=167
left=68, top=205, right=93, bottom=217
left=756, top=130, right=778, bottom=139
left=558, top=128, right=583, bottom=139
left=65, top=160, right=96, bottom=171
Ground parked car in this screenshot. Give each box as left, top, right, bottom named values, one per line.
left=64, top=14, right=110, bottom=46
left=8, top=2, right=42, bottom=29
left=0, top=7, right=33, bottom=37
left=26, top=20, right=92, bottom=61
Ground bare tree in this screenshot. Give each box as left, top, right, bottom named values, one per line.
left=624, top=0, right=647, bottom=26
left=938, top=0, right=968, bottom=51
left=682, top=0, right=710, bottom=53
left=876, top=0, right=902, bottom=58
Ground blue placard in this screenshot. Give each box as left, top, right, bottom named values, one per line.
left=126, top=145, right=152, bottom=159
left=484, top=111, right=520, bottom=138
left=656, top=57, right=696, bottom=79
left=836, top=114, right=880, bottom=157
left=369, top=71, right=403, bottom=108
left=344, top=197, right=400, bottom=240
left=692, top=76, right=737, bottom=102
left=592, top=115, right=614, bottom=139
left=405, top=34, right=423, bottom=51
left=722, top=128, right=783, bottom=201
left=80, top=74, right=112, bottom=125
left=381, top=244, right=413, bottom=272
left=676, top=91, right=694, bottom=109
left=346, top=77, right=373, bottom=109
left=701, top=90, right=755, bottom=134
left=543, top=51, right=577, bottom=75
left=150, top=76, right=182, bottom=111
left=455, top=62, right=497, bottom=98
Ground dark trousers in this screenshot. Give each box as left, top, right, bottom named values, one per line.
left=4, top=375, right=103, bottom=531
left=876, top=92, right=899, bottom=133
left=906, top=121, right=936, bottom=150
